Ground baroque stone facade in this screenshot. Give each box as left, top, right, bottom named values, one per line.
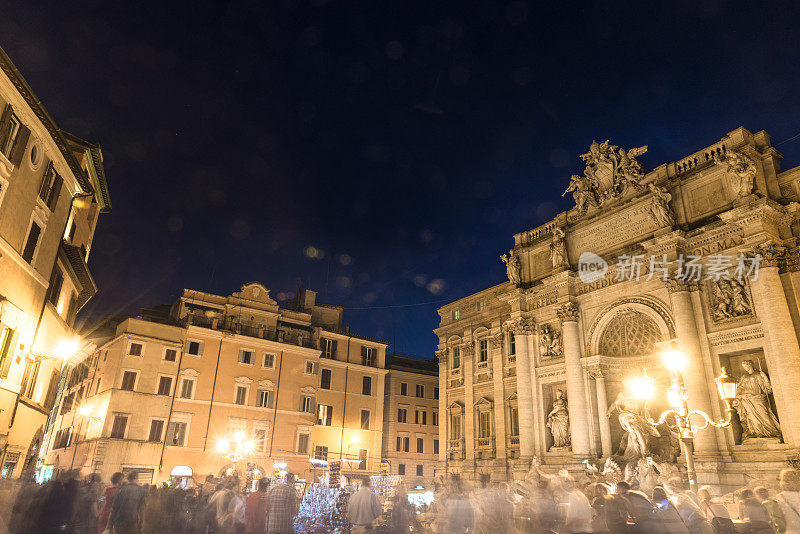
left=435, top=127, right=800, bottom=490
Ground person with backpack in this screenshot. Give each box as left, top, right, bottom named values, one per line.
left=697, top=486, right=735, bottom=534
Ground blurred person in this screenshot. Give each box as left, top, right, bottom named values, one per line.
left=737, top=488, right=773, bottom=534
left=97, top=472, right=124, bottom=534
left=652, top=486, right=690, bottom=533
left=109, top=471, right=147, bottom=534
left=348, top=477, right=382, bottom=534
left=588, top=483, right=627, bottom=534
left=556, top=475, right=592, bottom=534
left=697, top=486, right=734, bottom=534
left=208, top=481, right=235, bottom=533
left=266, top=473, right=298, bottom=534
left=246, top=479, right=270, bottom=534
left=40, top=470, right=80, bottom=533
left=222, top=486, right=246, bottom=534
left=389, top=485, right=415, bottom=533
left=73, top=473, right=103, bottom=534
left=444, top=476, right=474, bottom=534
left=776, top=468, right=800, bottom=534
left=755, top=486, right=785, bottom=534
left=616, top=480, right=659, bottom=534
left=664, top=478, right=710, bottom=534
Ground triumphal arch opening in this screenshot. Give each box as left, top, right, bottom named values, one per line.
left=435, top=127, right=800, bottom=490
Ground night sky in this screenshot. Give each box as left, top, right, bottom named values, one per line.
left=2, top=1, right=799, bottom=358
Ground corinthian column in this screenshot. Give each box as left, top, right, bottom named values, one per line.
left=511, top=318, right=536, bottom=459
left=463, top=340, right=476, bottom=463
left=593, top=371, right=613, bottom=458
left=437, top=350, right=447, bottom=466
left=490, top=333, right=507, bottom=461
left=748, top=244, right=800, bottom=447
left=557, top=303, right=591, bottom=457
left=666, top=279, right=718, bottom=454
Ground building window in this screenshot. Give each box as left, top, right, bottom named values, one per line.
left=362, top=376, right=372, bottom=396
left=314, top=445, right=328, bottom=461
left=166, top=421, right=187, bottom=446
left=301, top=395, right=314, bottom=413
left=47, top=268, right=64, bottom=307
left=304, top=361, right=318, bottom=375
left=359, top=449, right=367, bottom=470
left=452, top=310, right=460, bottom=320
left=157, top=376, right=172, bottom=396
left=400, top=382, right=408, bottom=395
left=21, top=221, right=41, bottom=264
left=254, top=427, right=268, bottom=453
left=0, top=325, right=15, bottom=379
left=360, top=409, right=370, bottom=430
left=186, top=340, right=203, bottom=356
left=396, top=436, right=409, bottom=452
left=450, top=415, right=461, bottom=440
left=398, top=408, right=407, bottom=423
left=257, top=389, right=274, bottom=408
left=317, top=404, right=333, bottom=426
left=110, top=415, right=128, bottom=439
left=361, top=346, right=376, bottom=366
left=398, top=464, right=405, bottom=475
left=297, top=433, right=310, bottom=454
left=434, top=439, right=439, bottom=454
left=0, top=113, right=21, bottom=159
left=434, top=387, right=439, bottom=399
left=234, top=386, right=248, bottom=405
left=148, top=420, right=165, bottom=442
left=508, top=406, right=520, bottom=437
left=321, top=338, right=337, bottom=359
left=164, top=348, right=178, bottom=362
left=179, top=379, right=195, bottom=399
left=452, top=346, right=460, bottom=369
left=38, top=164, right=62, bottom=211
left=478, top=411, right=492, bottom=438
left=416, top=465, right=423, bottom=476
left=433, top=411, right=439, bottom=426
left=128, top=342, right=143, bottom=357
left=479, top=340, right=488, bottom=362
left=320, top=368, right=332, bottom=390
left=414, top=410, right=426, bottom=425
left=509, top=333, right=516, bottom=355
left=121, top=371, right=137, bottom=391
left=417, top=438, right=424, bottom=453
left=238, top=349, right=254, bottom=365
left=263, top=353, right=275, bottom=368
left=416, top=384, right=424, bottom=398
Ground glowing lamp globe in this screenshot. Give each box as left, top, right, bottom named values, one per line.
left=663, top=349, right=688, bottom=373
left=629, top=373, right=655, bottom=400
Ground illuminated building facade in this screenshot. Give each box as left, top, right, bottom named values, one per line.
left=0, top=46, right=110, bottom=479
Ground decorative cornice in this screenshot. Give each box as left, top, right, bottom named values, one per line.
left=557, top=302, right=579, bottom=322
left=665, top=278, right=698, bottom=293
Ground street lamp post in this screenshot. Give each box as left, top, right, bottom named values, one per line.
left=628, top=346, right=737, bottom=491
left=216, top=431, right=255, bottom=477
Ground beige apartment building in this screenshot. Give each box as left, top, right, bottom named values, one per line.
left=437, top=127, right=800, bottom=490
left=381, top=355, right=439, bottom=487
left=0, top=46, right=110, bottom=479
left=45, top=284, right=388, bottom=484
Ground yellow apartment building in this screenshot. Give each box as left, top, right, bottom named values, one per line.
left=45, top=283, right=388, bottom=484
left=0, top=46, right=110, bottom=480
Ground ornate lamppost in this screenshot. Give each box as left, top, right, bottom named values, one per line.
left=628, top=346, right=737, bottom=490
left=216, top=431, right=256, bottom=476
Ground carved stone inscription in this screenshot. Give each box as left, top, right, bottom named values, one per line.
left=568, top=201, right=659, bottom=258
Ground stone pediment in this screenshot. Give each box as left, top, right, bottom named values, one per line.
left=233, top=282, right=277, bottom=305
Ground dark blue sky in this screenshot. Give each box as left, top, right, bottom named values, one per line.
left=2, top=1, right=799, bottom=357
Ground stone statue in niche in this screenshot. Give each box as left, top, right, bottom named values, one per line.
left=501, top=249, right=521, bottom=286
left=546, top=389, right=570, bottom=449
left=647, top=183, right=674, bottom=228
left=550, top=227, right=568, bottom=269
left=709, top=279, right=752, bottom=322
left=713, top=150, right=757, bottom=200
left=539, top=325, right=562, bottom=358
left=607, top=391, right=660, bottom=460
left=733, top=360, right=781, bottom=440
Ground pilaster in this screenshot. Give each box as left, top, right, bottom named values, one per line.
left=557, top=302, right=591, bottom=458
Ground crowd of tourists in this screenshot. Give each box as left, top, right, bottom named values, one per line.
left=2, top=466, right=800, bottom=533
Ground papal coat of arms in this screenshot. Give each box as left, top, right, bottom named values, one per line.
left=563, top=140, right=648, bottom=213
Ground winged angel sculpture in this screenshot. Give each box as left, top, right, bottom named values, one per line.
left=563, top=140, right=648, bottom=213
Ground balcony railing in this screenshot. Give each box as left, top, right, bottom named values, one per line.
left=506, top=355, right=516, bottom=364
left=450, top=367, right=461, bottom=376
left=449, top=439, right=463, bottom=450
left=508, top=436, right=520, bottom=447
left=476, top=437, right=494, bottom=449
left=476, top=360, right=489, bottom=370
left=185, top=313, right=317, bottom=349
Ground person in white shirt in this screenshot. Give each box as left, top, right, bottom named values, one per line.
left=348, top=477, right=382, bottom=533
left=776, top=468, right=800, bottom=534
